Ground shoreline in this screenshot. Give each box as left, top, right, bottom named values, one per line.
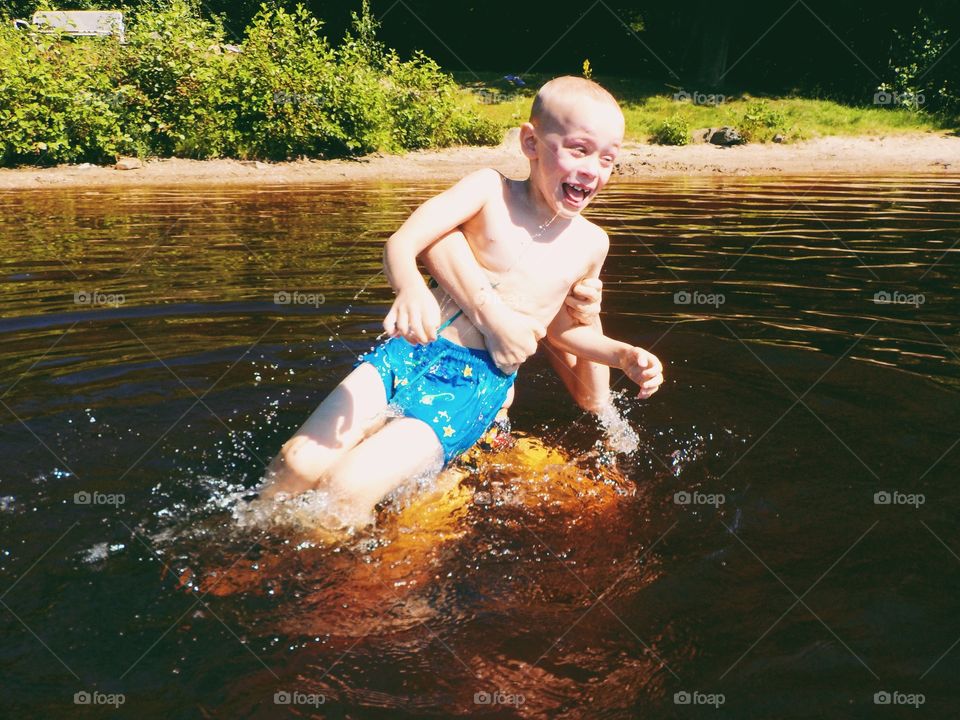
left=1, top=132, right=958, bottom=190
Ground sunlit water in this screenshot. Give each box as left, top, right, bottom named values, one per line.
left=1, top=176, right=958, bottom=718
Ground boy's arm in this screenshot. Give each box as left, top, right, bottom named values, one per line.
left=546, top=310, right=664, bottom=399
left=383, top=169, right=501, bottom=342
left=546, top=230, right=663, bottom=398
left=420, top=232, right=545, bottom=371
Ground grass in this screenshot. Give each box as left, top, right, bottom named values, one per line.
left=452, top=72, right=957, bottom=144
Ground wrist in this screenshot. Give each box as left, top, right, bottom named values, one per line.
left=393, top=273, right=429, bottom=296
left=613, top=342, right=633, bottom=367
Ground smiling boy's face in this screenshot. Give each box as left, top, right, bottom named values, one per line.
left=521, top=90, right=624, bottom=218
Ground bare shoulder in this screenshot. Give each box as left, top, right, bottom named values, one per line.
left=457, top=167, right=504, bottom=196
left=577, top=217, right=610, bottom=257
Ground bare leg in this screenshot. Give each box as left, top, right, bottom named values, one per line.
left=259, top=363, right=389, bottom=500
left=323, top=417, right=445, bottom=524
left=541, top=316, right=611, bottom=414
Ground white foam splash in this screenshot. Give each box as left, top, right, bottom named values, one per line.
left=233, top=487, right=373, bottom=536
left=596, top=401, right=639, bottom=454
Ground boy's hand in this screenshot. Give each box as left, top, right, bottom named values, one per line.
left=618, top=346, right=664, bottom=399
left=565, top=277, right=603, bottom=325
left=482, top=304, right=546, bottom=374
left=383, top=284, right=442, bottom=344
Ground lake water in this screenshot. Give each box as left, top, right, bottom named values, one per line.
left=1, top=175, right=958, bottom=718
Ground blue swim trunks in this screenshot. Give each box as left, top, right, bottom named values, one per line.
left=357, top=336, right=516, bottom=463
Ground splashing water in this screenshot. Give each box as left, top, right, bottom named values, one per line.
left=596, top=395, right=640, bottom=454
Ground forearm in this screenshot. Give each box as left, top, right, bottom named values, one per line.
left=384, top=231, right=431, bottom=293
left=382, top=168, right=498, bottom=293
left=420, top=231, right=513, bottom=336
left=548, top=322, right=630, bottom=368
left=543, top=320, right=612, bottom=414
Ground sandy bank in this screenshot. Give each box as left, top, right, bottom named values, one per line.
left=1, top=132, right=957, bottom=190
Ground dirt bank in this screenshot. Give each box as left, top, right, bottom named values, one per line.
left=1, top=132, right=957, bottom=190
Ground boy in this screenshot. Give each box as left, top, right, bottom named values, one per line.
left=259, top=76, right=664, bottom=527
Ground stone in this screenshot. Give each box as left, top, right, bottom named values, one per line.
left=114, top=157, right=143, bottom=171
left=773, top=133, right=784, bottom=143
left=707, top=127, right=744, bottom=146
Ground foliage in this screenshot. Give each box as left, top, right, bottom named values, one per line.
left=651, top=114, right=689, bottom=145
left=737, top=101, right=788, bottom=142
left=120, top=1, right=236, bottom=158
left=878, top=10, right=957, bottom=115
left=0, top=0, right=499, bottom=166
left=0, top=24, right=128, bottom=164
left=230, top=5, right=344, bottom=159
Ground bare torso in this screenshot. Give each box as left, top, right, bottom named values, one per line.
left=431, top=175, right=602, bottom=350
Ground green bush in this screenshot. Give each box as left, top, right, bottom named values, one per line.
left=0, top=25, right=128, bottom=164
left=879, top=10, right=957, bottom=115
left=0, top=1, right=499, bottom=166
left=120, top=1, right=236, bottom=158
left=738, top=101, right=788, bottom=142
left=230, top=5, right=346, bottom=159
left=651, top=114, right=689, bottom=145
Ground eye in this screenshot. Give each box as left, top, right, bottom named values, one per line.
left=600, top=155, right=615, bottom=167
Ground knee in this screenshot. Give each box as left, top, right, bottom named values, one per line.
left=274, top=435, right=325, bottom=482
left=573, top=389, right=611, bottom=415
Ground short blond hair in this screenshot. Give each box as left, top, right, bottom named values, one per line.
left=529, top=76, right=621, bottom=127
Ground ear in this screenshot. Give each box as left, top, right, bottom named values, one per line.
left=519, top=123, right=538, bottom=160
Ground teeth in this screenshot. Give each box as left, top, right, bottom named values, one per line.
left=564, top=183, right=590, bottom=201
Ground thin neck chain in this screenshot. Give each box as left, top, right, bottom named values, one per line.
left=489, top=210, right=561, bottom=289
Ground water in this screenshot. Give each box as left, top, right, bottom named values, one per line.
left=1, top=176, right=958, bottom=718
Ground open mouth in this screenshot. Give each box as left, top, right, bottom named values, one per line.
left=561, top=182, right=593, bottom=207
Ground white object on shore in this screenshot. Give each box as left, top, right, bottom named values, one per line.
left=26, top=11, right=125, bottom=42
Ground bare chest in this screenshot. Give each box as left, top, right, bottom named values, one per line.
left=464, top=216, right=595, bottom=319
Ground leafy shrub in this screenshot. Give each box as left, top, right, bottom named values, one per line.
left=230, top=5, right=346, bottom=159
left=120, top=1, right=236, bottom=158
left=0, top=25, right=128, bottom=164
left=738, top=101, right=788, bottom=142
left=0, top=1, right=499, bottom=166
left=651, top=114, right=689, bottom=145
left=878, top=10, right=957, bottom=115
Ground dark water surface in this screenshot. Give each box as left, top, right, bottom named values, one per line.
left=1, top=176, right=958, bottom=719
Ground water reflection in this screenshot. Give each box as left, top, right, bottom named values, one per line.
left=0, top=176, right=958, bottom=718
